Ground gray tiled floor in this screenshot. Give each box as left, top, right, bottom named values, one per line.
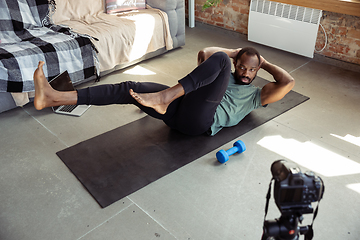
left=1, top=24, right=360, bottom=240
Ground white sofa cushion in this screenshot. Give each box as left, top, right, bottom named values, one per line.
left=53, top=0, right=173, bottom=72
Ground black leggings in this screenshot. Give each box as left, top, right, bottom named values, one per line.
left=77, top=52, right=231, bottom=135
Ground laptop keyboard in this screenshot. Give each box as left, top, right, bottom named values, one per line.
left=59, top=105, right=78, bottom=113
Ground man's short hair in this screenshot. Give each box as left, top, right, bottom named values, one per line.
left=236, top=47, right=261, bottom=66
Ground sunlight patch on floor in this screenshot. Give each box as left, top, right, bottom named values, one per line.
left=257, top=135, right=360, bottom=177
left=331, top=134, right=360, bottom=147
left=124, top=65, right=156, bottom=75
left=347, top=183, right=360, bottom=194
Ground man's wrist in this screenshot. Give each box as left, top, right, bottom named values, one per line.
left=230, top=49, right=237, bottom=59
left=231, top=48, right=242, bottom=59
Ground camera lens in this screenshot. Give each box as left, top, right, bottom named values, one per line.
left=271, top=160, right=289, bottom=181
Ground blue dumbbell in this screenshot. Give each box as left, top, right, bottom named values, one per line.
left=216, top=140, right=246, bottom=163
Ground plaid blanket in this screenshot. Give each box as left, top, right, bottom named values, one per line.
left=0, top=0, right=97, bottom=93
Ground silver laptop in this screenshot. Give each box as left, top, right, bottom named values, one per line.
left=49, top=71, right=91, bottom=117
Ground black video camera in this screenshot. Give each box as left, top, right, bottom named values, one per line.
left=262, top=160, right=325, bottom=240
left=271, top=160, right=324, bottom=215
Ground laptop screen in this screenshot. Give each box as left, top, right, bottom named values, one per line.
left=49, top=71, right=75, bottom=92
left=49, top=71, right=75, bottom=111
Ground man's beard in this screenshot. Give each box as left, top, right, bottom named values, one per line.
left=234, top=72, right=257, bottom=85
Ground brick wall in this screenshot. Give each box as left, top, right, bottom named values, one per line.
left=186, top=0, right=360, bottom=65
left=316, top=12, right=360, bottom=65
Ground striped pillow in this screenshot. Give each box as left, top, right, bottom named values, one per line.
left=105, top=0, right=146, bottom=14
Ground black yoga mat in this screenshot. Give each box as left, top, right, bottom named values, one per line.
left=56, top=78, right=309, bottom=208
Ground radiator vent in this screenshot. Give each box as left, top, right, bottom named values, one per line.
left=248, top=0, right=322, bottom=58
left=250, top=0, right=321, bottom=24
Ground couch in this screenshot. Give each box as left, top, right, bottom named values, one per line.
left=0, top=0, right=185, bottom=113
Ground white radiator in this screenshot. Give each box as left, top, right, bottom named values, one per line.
left=248, top=0, right=322, bottom=58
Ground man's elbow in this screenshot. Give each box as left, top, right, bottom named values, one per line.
left=288, top=77, right=295, bottom=89
left=281, top=74, right=295, bottom=90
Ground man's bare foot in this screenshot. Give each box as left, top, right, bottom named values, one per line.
left=129, top=84, right=185, bottom=115
left=129, top=89, right=169, bottom=114
left=33, top=61, right=70, bottom=110
left=33, top=61, right=51, bottom=110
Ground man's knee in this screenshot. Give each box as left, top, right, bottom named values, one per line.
left=197, top=50, right=206, bottom=65
left=212, top=51, right=229, bottom=60
left=211, top=52, right=231, bottom=69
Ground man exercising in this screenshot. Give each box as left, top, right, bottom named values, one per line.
left=34, top=46, right=295, bottom=136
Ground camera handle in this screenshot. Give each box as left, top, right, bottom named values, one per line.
left=262, top=178, right=302, bottom=240
left=262, top=178, right=321, bottom=240
left=263, top=178, right=274, bottom=222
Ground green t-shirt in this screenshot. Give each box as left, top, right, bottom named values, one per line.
left=209, top=73, right=265, bottom=136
